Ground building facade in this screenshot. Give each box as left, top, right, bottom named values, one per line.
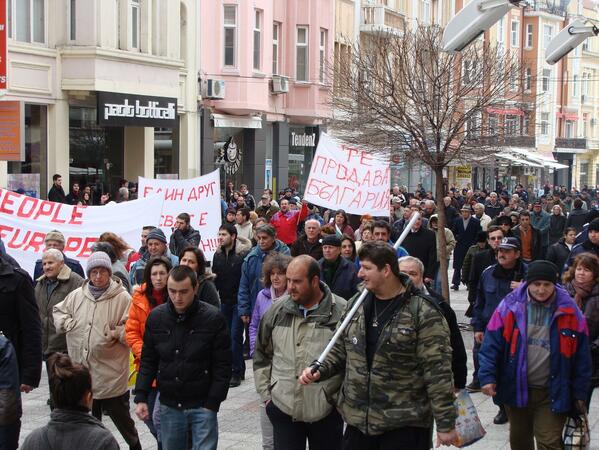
left=1, top=0, right=199, bottom=200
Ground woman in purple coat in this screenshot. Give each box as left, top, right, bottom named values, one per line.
left=249, top=252, right=291, bottom=450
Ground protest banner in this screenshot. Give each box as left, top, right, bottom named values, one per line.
left=138, top=170, right=221, bottom=260
left=0, top=189, right=162, bottom=275
left=303, top=133, right=390, bottom=216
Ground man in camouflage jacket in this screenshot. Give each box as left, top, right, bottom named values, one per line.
left=300, top=241, right=457, bottom=449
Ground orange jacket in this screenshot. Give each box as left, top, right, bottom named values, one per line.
left=125, top=285, right=153, bottom=371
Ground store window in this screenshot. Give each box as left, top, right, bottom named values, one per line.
left=288, top=126, right=319, bottom=192
left=155, top=126, right=179, bottom=178
left=69, top=106, right=124, bottom=202
left=7, top=104, right=47, bottom=198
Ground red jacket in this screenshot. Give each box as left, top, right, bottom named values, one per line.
left=270, top=203, right=308, bottom=244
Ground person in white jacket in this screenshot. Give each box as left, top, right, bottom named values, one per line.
left=53, top=251, right=141, bottom=450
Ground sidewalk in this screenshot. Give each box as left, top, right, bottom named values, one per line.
left=19, top=284, right=599, bottom=449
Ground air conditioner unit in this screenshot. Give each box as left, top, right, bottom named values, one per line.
left=271, top=75, right=289, bottom=94
left=206, top=79, right=225, bottom=99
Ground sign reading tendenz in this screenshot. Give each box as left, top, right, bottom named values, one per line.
left=303, top=133, right=390, bottom=216
left=97, top=92, right=177, bottom=127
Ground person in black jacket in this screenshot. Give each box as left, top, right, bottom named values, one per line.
left=398, top=256, right=467, bottom=389
left=212, top=223, right=252, bottom=386
left=546, top=227, right=577, bottom=272
left=134, top=266, right=232, bottom=450
left=179, top=247, right=220, bottom=308
left=0, top=335, right=21, bottom=450
left=47, top=174, right=67, bottom=203
left=318, top=235, right=360, bottom=300
left=566, top=198, right=588, bottom=234
left=290, top=219, right=323, bottom=260
left=548, top=205, right=566, bottom=244
left=400, top=211, right=438, bottom=282
left=169, top=213, right=201, bottom=257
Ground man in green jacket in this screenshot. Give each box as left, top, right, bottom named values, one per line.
left=254, top=255, right=347, bottom=450
left=300, top=241, right=458, bottom=449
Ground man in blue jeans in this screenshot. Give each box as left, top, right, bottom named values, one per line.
left=212, top=223, right=252, bottom=387
left=134, top=266, right=232, bottom=450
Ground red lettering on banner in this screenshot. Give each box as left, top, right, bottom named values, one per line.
left=0, top=190, right=17, bottom=214
left=198, top=212, right=208, bottom=226
left=51, top=204, right=66, bottom=224
left=76, top=237, right=97, bottom=258
left=22, top=232, right=45, bottom=252
left=16, top=196, right=37, bottom=218
left=69, top=206, right=84, bottom=225
left=0, top=223, right=11, bottom=239
left=33, top=201, right=54, bottom=221
left=165, top=188, right=184, bottom=201
left=161, top=215, right=174, bottom=227
left=143, top=186, right=153, bottom=197
left=200, top=238, right=219, bottom=253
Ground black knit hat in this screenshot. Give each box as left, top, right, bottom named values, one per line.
left=146, top=228, right=167, bottom=244
left=322, top=235, right=342, bottom=247
left=526, top=260, right=558, bottom=284
left=588, top=218, right=599, bottom=233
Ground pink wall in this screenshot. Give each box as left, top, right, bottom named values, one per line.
left=200, top=0, right=334, bottom=123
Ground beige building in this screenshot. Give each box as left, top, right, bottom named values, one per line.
left=1, top=0, right=199, bottom=199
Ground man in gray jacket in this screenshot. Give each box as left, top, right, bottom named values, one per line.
left=253, top=255, right=346, bottom=450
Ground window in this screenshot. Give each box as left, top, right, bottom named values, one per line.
left=542, top=68, right=550, bottom=92
left=8, top=0, right=45, bottom=43
left=509, top=68, right=518, bottom=91
left=422, top=0, right=431, bottom=25
left=545, top=25, right=556, bottom=49
left=497, top=17, right=505, bottom=44
left=523, top=115, right=530, bottom=135
left=582, top=73, right=589, bottom=97
left=526, top=24, right=533, bottom=48
left=580, top=162, right=589, bottom=187
left=565, top=120, right=574, bottom=138
left=273, top=23, right=280, bottom=75
left=466, top=113, right=481, bottom=138
left=524, top=67, right=532, bottom=91
left=488, top=114, right=499, bottom=135
left=541, top=112, right=549, bottom=135
left=511, top=20, right=519, bottom=47
left=583, top=38, right=589, bottom=51
left=506, top=115, right=520, bottom=135
left=131, top=0, right=140, bottom=49
left=462, top=60, right=479, bottom=86
left=573, top=74, right=578, bottom=97
left=296, top=26, right=309, bottom=82
left=223, top=5, right=237, bottom=67
left=253, top=10, right=261, bottom=70
left=69, top=0, right=76, bottom=41
left=319, top=29, right=327, bottom=83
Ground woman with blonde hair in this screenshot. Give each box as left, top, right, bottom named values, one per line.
left=563, top=252, right=599, bottom=406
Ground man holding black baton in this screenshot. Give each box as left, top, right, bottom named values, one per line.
left=299, top=241, right=457, bottom=449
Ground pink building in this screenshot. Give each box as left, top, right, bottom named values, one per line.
left=200, top=0, right=334, bottom=195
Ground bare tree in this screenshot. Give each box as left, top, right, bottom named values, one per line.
left=330, top=25, right=529, bottom=300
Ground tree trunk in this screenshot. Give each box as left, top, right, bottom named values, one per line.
left=434, top=168, right=450, bottom=302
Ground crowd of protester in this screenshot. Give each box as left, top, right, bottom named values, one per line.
left=0, top=178, right=598, bottom=449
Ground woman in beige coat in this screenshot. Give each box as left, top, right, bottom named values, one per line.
left=53, top=251, right=141, bottom=450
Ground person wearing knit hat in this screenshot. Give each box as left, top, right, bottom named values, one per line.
left=563, top=217, right=599, bottom=272
left=44, top=230, right=65, bottom=248
left=319, top=234, right=359, bottom=300
left=479, top=259, right=591, bottom=449
left=33, top=231, right=86, bottom=280
left=53, top=250, right=142, bottom=449
left=129, top=228, right=179, bottom=286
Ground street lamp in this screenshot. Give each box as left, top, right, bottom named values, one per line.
left=546, top=19, right=599, bottom=65
left=442, top=0, right=523, bottom=53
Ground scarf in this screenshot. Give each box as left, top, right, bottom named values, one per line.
left=88, top=283, right=109, bottom=300
left=151, top=288, right=166, bottom=306
left=571, top=280, right=594, bottom=309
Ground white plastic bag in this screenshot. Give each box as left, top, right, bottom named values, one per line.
left=453, top=390, right=486, bottom=448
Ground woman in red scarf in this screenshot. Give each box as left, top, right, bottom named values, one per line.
left=125, top=256, right=172, bottom=445
left=563, top=252, right=599, bottom=406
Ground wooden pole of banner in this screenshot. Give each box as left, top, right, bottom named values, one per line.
left=310, top=212, right=421, bottom=373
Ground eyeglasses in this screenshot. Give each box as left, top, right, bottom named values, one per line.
left=488, top=236, right=503, bottom=241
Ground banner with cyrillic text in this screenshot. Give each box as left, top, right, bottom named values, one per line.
left=303, top=133, right=390, bottom=216
left=138, top=170, right=221, bottom=260
left=0, top=189, right=163, bottom=277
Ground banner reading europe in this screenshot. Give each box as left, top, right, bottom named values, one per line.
left=304, top=133, right=390, bottom=216
left=138, top=170, right=221, bottom=260
left=0, top=189, right=163, bottom=275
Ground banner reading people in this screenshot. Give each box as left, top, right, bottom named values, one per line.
left=0, top=189, right=162, bottom=274
left=303, top=133, right=390, bottom=216
left=138, top=170, right=221, bottom=260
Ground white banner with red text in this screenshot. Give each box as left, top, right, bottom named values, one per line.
left=138, top=170, right=221, bottom=260
left=0, top=189, right=163, bottom=276
left=303, top=133, right=390, bottom=216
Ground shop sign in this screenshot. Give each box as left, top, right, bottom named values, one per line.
left=0, top=0, right=6, bottom=94
left=97, top=92, right=177, bottom=127
left=216, top=136, right=243, bottom=175
left=265, top=159, right=272, bottom=190
left=0, top=101, right=24, bottom=161
left=291, top=132, right=317, bottom=147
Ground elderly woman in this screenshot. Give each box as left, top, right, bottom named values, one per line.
left=548, top=205, right=566, bottom=245
left=34, top=248, right=84, bottom=409
left=53, top=252, right=141, bottom=450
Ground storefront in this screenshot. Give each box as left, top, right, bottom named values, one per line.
left=68, top=92, right=178, bottom=199
left=287, top=125, right=320, bottom=193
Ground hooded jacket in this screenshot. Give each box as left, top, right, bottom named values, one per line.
left=546, top=239, right=572, bottom=273
left=212, top=236, right=252, bottom=305
left=53, top=278, right=131, bottom=399
left=21, top=408, right=119, bottom=450
left=34, top=265, right=84, bottom=355
left=318, top=256, right=360, bottom=301
left=478, top=283, right=591, bottom=413
left=195, top=273, right=220, bottom=308
left=249, top=286, right=287, bottom=356
left=238, top=240, right=290, bottom=317
left=564, top=239, right=599, bottom=272
left=253, top=283, right=347, bottom=422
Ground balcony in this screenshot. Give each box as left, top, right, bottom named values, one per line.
left=525, top=0, right=567, bottom=17
left=361, top=5, right=406, bottom=36
left=555, top=137, right=587, bottom=153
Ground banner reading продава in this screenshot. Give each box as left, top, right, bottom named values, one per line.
left=138, top=170, right=221, bottom=260
left=303, top=133, right=390, bottom=217
left=0, top=189, right=162, bottom=276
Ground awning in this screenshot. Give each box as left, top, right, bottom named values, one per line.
left=211, top=113, right=262, bottom=129
left=486, top=107, right=524, bottom=116
left=495, top=153, right=543, bottom=167
left=508, top=148, right=569, bottom=170
left=556, top=112, right=579, bottom=121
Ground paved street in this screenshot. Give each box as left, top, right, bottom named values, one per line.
left=19, top=275, right=599, bottom=449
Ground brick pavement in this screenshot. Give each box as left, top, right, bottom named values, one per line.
left=19, top=279, right=599, bottom=449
